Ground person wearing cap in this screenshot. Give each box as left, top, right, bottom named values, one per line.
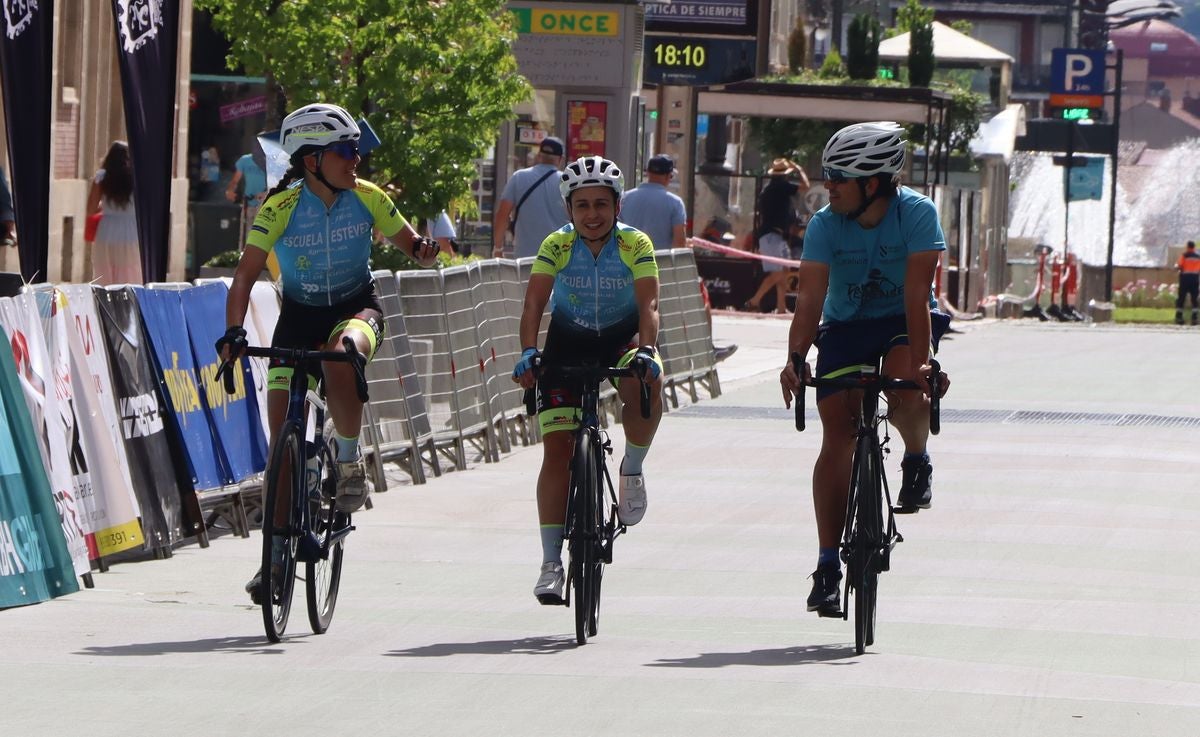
left=618, top=153, right=686, bottom=251
left=493, top=136, right=568, bottom=259
left=746, top=158, right=809, bottom=313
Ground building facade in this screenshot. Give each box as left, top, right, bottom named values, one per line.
left=0, top=2, right=194, bottom=283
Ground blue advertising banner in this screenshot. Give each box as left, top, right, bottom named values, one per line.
left=180, top=282, right=266, bottom=481
left=132, top=287, right=225, bottom=490
left=0, top=324, right=80, bottom=608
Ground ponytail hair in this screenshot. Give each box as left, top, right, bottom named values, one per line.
left=265, top=160, right=307, bottom=199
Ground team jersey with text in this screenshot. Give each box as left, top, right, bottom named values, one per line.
left=247, top=179, right=408, bottom=305
left=802, top=186, right=945, bottom=322
left=531, top=222, right=658, bottom=333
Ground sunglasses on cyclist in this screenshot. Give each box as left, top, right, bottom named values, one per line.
left=821, top=167, right=858, bottom=183
left=326, top=141, right=360, bottom=160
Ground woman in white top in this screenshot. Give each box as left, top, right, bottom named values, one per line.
left=86, top=140, right=143, bottom=285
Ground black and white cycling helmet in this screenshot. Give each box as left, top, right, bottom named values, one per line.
left=560, top=155, right=624, bottom=201
left=280, top=103, right=360, bottom=158
left=822, top=121, right=906, bottom=178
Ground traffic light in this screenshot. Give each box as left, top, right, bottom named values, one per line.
left=1078, top=0, right=1110, bottom=50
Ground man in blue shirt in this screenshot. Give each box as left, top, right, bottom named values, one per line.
left=619, top=154, right=686, bottom=251
left=493, top=136, right=568, bottom=259
left=778, top=122, right=951, bottom=616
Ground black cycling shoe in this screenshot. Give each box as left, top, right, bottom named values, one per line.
left=806, top=565, right=843, bottom=614
left=897, top=455, right=933, bottom=510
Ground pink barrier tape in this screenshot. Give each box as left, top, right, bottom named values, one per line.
left=688, top=237, right=803, bottom=269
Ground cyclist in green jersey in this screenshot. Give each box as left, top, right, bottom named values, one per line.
left=512, top=155, right=664, bottom=604
left=217, top=103, right=438, bottom=601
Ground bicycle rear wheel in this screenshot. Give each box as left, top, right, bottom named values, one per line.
left=261, top=422, right=303, bottom=643
left=569, top=432, right=601, bottom=645
left=307, top=431, right=345, bottom=634
left=853, top=434, right=883, bottom=654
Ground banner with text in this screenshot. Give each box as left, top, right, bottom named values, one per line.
left=0, top=322, right=80, bottom=608
left=53, top=289, right=143, bottom=556
left=95, top=288, right=197, bottom=550
left=133, top=287, right=226, bottom=489
left=0, top=295, right=91, bottom=575
left=109, top=0, right=181, bottom=282
left=183, top=282, right=267, bottom=481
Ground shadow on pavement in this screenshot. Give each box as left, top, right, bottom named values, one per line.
left=386, top=635, right=578, bottom=657
left=646, top=643, right=857, bottom=668
left=76, top=635, right=289, bottom=656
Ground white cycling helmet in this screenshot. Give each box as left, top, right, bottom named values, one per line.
left=560, top=155, right=624, bottom=200
left=822, top=121, right=906, bottom=177
left=280, top=103, right=360, bottom=158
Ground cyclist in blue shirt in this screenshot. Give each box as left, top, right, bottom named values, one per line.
left=778, top=122, right=951, bottom=615
left=512, top=155, right=664, bottom=604
left=217, top=103, right=439, bottom=602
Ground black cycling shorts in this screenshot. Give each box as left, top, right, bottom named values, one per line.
left=268, top=287, right=385, bottom=390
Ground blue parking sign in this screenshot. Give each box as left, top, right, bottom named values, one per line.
left=1051, top=48, right=1106, bottom=95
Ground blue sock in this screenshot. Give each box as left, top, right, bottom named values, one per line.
left=818, top=547, right=839, bottom=568
left=539, top=525, right=564, bottom=564
left=904, top=451, right=930, bottom=464
left=621, top=442, right=650, bottom=476
left=334, top=433, right=360, bottom=462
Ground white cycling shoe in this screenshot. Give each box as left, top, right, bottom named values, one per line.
left=534, top=561, right=565, bottom=605
left=617, top=472, right=647, bottom=526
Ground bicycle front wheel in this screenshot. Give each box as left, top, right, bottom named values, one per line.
left=261, top=422, right=303, bottom=643
left=568, top=432, right=602, bottom=645
left=307, top=429, right=345, bottom=634
left=853, top=433, right=883, bottom=654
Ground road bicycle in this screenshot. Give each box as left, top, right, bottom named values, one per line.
left=217, top=338, right=368, bottom=642
left=792, top=354, right=942, bottom=654
left=525, top=358, right=651, bottom=645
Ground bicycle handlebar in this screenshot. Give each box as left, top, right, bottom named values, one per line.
left=522, top=356, right=653, bottom=420
left=791, top=353, right=941, bottom=435
left=215, top=336, right=369, bottom=403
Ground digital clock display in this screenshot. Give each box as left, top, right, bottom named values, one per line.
left=643, top=35, right=757, bottom=86
left=653, top=41, right=708, bottom=69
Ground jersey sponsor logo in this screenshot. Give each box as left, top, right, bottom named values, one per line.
left=301, top=282, right=320, bottom=294
left=329, top=221, right=372, bottom=243
left=258, top=206, right=277, bottom=224
left=295, top=255, right=312, bottom=271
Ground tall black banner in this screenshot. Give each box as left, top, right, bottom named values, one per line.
left=0, top=0, right=55, bottom=283
left=109, top=0, right=180, bottom=283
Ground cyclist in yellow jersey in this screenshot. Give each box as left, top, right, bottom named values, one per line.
left=217, top=103, right=438, bottom=601
left=512, top=155, right=664, bottom=604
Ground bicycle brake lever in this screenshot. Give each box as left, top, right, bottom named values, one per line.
left=791, top=352, right=805, bottom=432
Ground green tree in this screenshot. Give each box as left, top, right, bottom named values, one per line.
left=846, top=13, right=882, bottom=80
left=907, top=9, right=935, bottom=87
left=195, top=0, right=530, bottom=220
left=787, top=15, right=809, bottom=74
left=818, top=48, right=847, bottom=79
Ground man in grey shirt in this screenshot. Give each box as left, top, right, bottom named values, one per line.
left=619, top=154, right=686, bottom=251
left=493, top=136, right=568, bottom=259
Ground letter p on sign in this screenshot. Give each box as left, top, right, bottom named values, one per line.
left=1051, top=48, right=1105, bottom=95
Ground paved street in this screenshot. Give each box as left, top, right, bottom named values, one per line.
left=3, top=315, right=1198, bottom=737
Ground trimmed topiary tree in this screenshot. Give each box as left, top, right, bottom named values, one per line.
left=846, top=13, right=882, bottom=80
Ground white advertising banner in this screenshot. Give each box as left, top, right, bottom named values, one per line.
left=58, top=284, right=140, bottom=518
left=0, top=295, right=91, bottom=576
left=54, top=289, right=143, bottom=556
